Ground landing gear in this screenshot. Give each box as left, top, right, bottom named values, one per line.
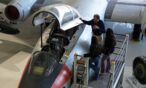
left=133, top=56, right=146, bottom=84
left=127, top=56, right=146, bottom=88
left=132, top=24, right=141, bottom=41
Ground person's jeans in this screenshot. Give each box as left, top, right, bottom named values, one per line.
left=89, top=56, right=100, bottom=79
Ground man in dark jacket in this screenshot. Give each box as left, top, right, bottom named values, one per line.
left=80, top=14, right=105, bottom=37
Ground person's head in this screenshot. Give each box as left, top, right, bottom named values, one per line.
left=105, top=28, right=116, bottom=48
left=106, top=28, right=114, bottom=37
left=93, top=14, right=100, bottom=21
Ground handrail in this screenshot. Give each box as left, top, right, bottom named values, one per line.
left=110, top=34, right=129, bottom=88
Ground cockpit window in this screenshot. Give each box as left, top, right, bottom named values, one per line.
left=32, top=11, right=55, bottom=26
left=49, top=8, right=59, bottom=17
left=30, top=51, right=57, bottom=76
left=72, top=10, right=78, bottom=19
left=61, top=11, right=73, bottom=25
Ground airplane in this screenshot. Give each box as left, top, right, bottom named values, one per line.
left=0, top=0, right=145, bottom=88
left=0, top=1, right=20, bottom=34
left=104, top=0, right=146, bottom=40
left=0, top=0, right=48, bottom=34
left=0, top=0, right=45, bottom=22
left=105, top=0, right=146, bottom=24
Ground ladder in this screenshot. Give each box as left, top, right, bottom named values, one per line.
left=71, top=54, right=89, bottom=88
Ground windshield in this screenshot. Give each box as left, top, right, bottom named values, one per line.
left=30, top=51, right=57, bottom=76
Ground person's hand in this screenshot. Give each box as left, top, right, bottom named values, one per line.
left=74, top=53, right=84, bottom=57
left=81, top=55, right=84, bottom=58
left=74, top=53, right=78, bottom=57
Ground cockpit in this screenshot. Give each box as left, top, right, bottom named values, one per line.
left=29, top=4, right=82, bottom=76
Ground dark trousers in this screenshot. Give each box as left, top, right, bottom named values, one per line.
left=101, top=55, right=111, bottom=73
left=89, top=56, right=100, bottom=78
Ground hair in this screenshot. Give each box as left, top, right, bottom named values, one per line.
left=106, top=28, right=114, bottom=37
left=104, top=28, right=116, bottom=48
left=94, top=14, right=100, bottom=19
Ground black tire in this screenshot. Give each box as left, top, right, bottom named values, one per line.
left=133, top=56, right=146, bottom=84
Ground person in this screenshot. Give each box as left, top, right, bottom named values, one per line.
left=80, top=14, right=105, bottom=42
left=83, top=35, right=103, bottom=79
left=101, top=28, right=116, bottom=73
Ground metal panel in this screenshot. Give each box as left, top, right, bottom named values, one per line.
left=111, top=4, right=144, bottom=24
left=118, top=0, right=146, bottom=5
